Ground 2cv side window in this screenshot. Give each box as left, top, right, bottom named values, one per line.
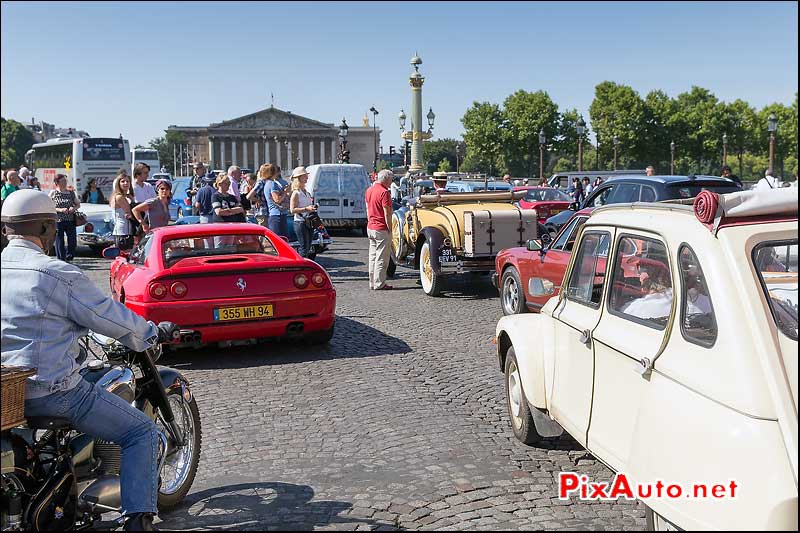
left=678, top=244, right=718, bottom=347
left=752, top=240, right=798, bottom=341
left=608, top=235, right=673, bottom=330
left=565, top=232, right=611, bottom=308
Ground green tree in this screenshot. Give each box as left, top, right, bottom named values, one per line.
left=757, top=99, right=797, bottom=178
left=501, top=90, right=559, bottom=178
left=437, top=159, right=452, bottom=172
left=589, top=81, right=647, bottom=169
left=461, top=102, right=503, bottom=175
left=423, top=138, right=460, bottom=174
left=1, top=117, right=35, bottom=168
left=148, top=130, right=186, bottom=175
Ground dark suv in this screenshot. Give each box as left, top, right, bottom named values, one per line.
left=544, top=175, right=742, bottom=234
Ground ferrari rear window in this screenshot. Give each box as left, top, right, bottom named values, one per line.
left=162, top=234, right=279, bottom=266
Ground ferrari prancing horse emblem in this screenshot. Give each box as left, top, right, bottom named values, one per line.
left=236, top=278, right=246, bottom=292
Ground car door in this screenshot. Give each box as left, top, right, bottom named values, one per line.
left=112, top=234, right=153, bottom=300
left=548, top=228, right=614, bottom=445
left=520, top=215, right=588, bottom=309
left=587, top=231, right=673, bottom=471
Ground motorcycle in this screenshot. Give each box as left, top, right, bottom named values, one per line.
left=0, top=329, right=201, bottom=531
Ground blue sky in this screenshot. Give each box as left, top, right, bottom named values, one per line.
left=2, top=1, right=797, bottom=148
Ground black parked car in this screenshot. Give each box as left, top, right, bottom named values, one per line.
left=543, top=174, right=742, bottom=235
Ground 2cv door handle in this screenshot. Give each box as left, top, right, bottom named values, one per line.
left=579, top=329, right=592, bottom=347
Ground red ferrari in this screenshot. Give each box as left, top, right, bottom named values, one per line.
left=493, top=208, right=593, bottom=315
left=514, top=186, right=573, bottom=224
left=108, top=223, right=336, bottom=345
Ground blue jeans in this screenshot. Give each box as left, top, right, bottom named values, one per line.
left=25, top=378, right=161, bottom=515
left=294, top=221, right=312, bottom=258
left=268, top=214, right=289, bottom=239
left=55, top=220, right=77, bottom=260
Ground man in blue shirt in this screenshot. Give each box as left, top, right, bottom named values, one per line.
left=1, top=189, right=178, bottom=531
left=194, top=174, right=216, bottom=223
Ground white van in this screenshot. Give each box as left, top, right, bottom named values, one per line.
left=306, top=164, right=370, bottom=233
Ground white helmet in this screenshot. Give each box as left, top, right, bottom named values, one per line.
left=1, top=189, right=57, bottom=223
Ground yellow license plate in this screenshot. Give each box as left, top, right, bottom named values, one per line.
left=213, top=304, right=273, bottom=321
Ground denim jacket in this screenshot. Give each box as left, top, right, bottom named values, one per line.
left=1, top=239, right=158, bottom=399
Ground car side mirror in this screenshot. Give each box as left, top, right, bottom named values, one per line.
left=528, top=277, right=556, bottom=297
left=102, top=246, right=121, bottom=259
left=569, top=202, right=579, bottom=211
left=526, top=239, right=543, bottom=252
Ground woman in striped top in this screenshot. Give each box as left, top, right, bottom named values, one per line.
left=49, top=174, right=81, bottom=262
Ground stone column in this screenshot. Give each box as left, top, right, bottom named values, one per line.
left=298, top=139, right=304, bottom=166
left=208, top=138, right=214, bottom=168
left=330, top=139, right=336, bottom=164
left=265, top=139, right=270, bottom=165
left=231, top=139, right=238, bottom=167
left=254, top=140, right=259, bottom=169
left=287, top=141, right=294, bottom=170
left=276, top=141, right=281, bottom=174
left=320, top=139, right=326, bottom=164
left=243, top=140, right=249, bottom=169
left=309, top=139, right=315, bottom=165
left=220, top=140, right=226, bottom=170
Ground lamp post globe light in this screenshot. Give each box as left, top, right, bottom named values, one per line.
left=369, top=106, right=379, bottom=172
left=722, top=133, right=728, bottom=167
left=576, top=117, right=585, bottom=172
left=767, top=112, right=777, bottom=176
left=670, top=141, right=676, bottom=175
left=338, top=118, right=349, bottom=163
left=613, top=135, right=619, bottom=171
left=538, top=128, right=546, bottom=181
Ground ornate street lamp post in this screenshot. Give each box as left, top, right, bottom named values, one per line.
left=670, top=141, right=676, bottom=175
left=401, top=54, right=434, bottom=172
left=538, top=128, right=546, bottom=182
left=576, top=117, right=585, bottom=172
left=398, top=110, right=407, bottom=166
left=369, top=106, right=379, bottom=172
left=767, top=112, right=777, bottom=176
left=722, top=133, right=728, bottom=167
left=338, top=118, right=349, bottom=163
left=613, top=135, right=619, bottom=171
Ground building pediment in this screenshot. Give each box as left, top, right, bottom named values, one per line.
left=210, top=107, right=334, bottom=131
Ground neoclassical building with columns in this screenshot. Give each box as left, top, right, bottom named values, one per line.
left=167, top=106, right=379, bottom=175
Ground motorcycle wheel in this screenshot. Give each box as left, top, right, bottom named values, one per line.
left=156, top=388, right=202, bottom=510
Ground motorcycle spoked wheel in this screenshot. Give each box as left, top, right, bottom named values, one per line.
left=155, top=389, right=202, bottom=510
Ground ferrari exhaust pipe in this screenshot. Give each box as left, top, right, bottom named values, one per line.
left=286, top=322, right=304, bottom=336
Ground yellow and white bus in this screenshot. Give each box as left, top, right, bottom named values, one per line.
left=25, top=137, right=131, bottom=197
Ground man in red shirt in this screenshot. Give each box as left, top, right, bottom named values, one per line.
left=365, top=169, right=394, bottom=290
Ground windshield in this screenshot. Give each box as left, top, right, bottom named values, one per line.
left=752, top=240, right=798, bottom=340
left=163, top=234, right=279, bottom=267
left=525, top=189, right=571, bottom=202
left=666, top=183, right=741, bottom=199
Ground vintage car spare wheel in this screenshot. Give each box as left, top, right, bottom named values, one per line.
left=419, top=240, right=444, bottom=296
left=392, top=215, right=407, bottom=260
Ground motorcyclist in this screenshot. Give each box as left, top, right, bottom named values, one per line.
left=0, top=189, right=178, bottom=531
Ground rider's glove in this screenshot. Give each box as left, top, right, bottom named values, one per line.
left=156, top=321, right=180, bottom=343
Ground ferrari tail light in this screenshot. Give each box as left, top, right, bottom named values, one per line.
left=311, top=272, right=326, bottom=287
left=293, top=273, right=309, bottom=289
left=149, top=282, right=168, bottom=300
left=170, top=281, right=188, bottom=298
left=84, top=222, right=94, bottom=232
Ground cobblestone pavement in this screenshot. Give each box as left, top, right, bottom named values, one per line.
left=77, top=234, right=645, bottom=531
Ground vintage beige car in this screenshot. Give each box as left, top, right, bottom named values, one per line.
left=495, top=188, right=798, bottom=530
left=391, top=184, right=538, bottom=296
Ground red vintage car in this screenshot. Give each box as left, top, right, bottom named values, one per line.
left=108, top=223, right=336, bottom=345
left=493, top=208, right=593, bottom=314
left=514, top=186, right=573, bottom=224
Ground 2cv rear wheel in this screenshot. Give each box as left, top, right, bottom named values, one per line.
left=419, top=241, right=444, bottom=296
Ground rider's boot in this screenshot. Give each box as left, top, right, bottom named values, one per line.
left=123, top=512, right=158, bottom=531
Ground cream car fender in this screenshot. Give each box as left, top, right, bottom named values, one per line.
left=496, top=312, right=556, bottom=410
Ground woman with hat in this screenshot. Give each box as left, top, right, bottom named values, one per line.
left=289, top=166, right=317, bottom=258
left=132, top=178, right=172, bottom=232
